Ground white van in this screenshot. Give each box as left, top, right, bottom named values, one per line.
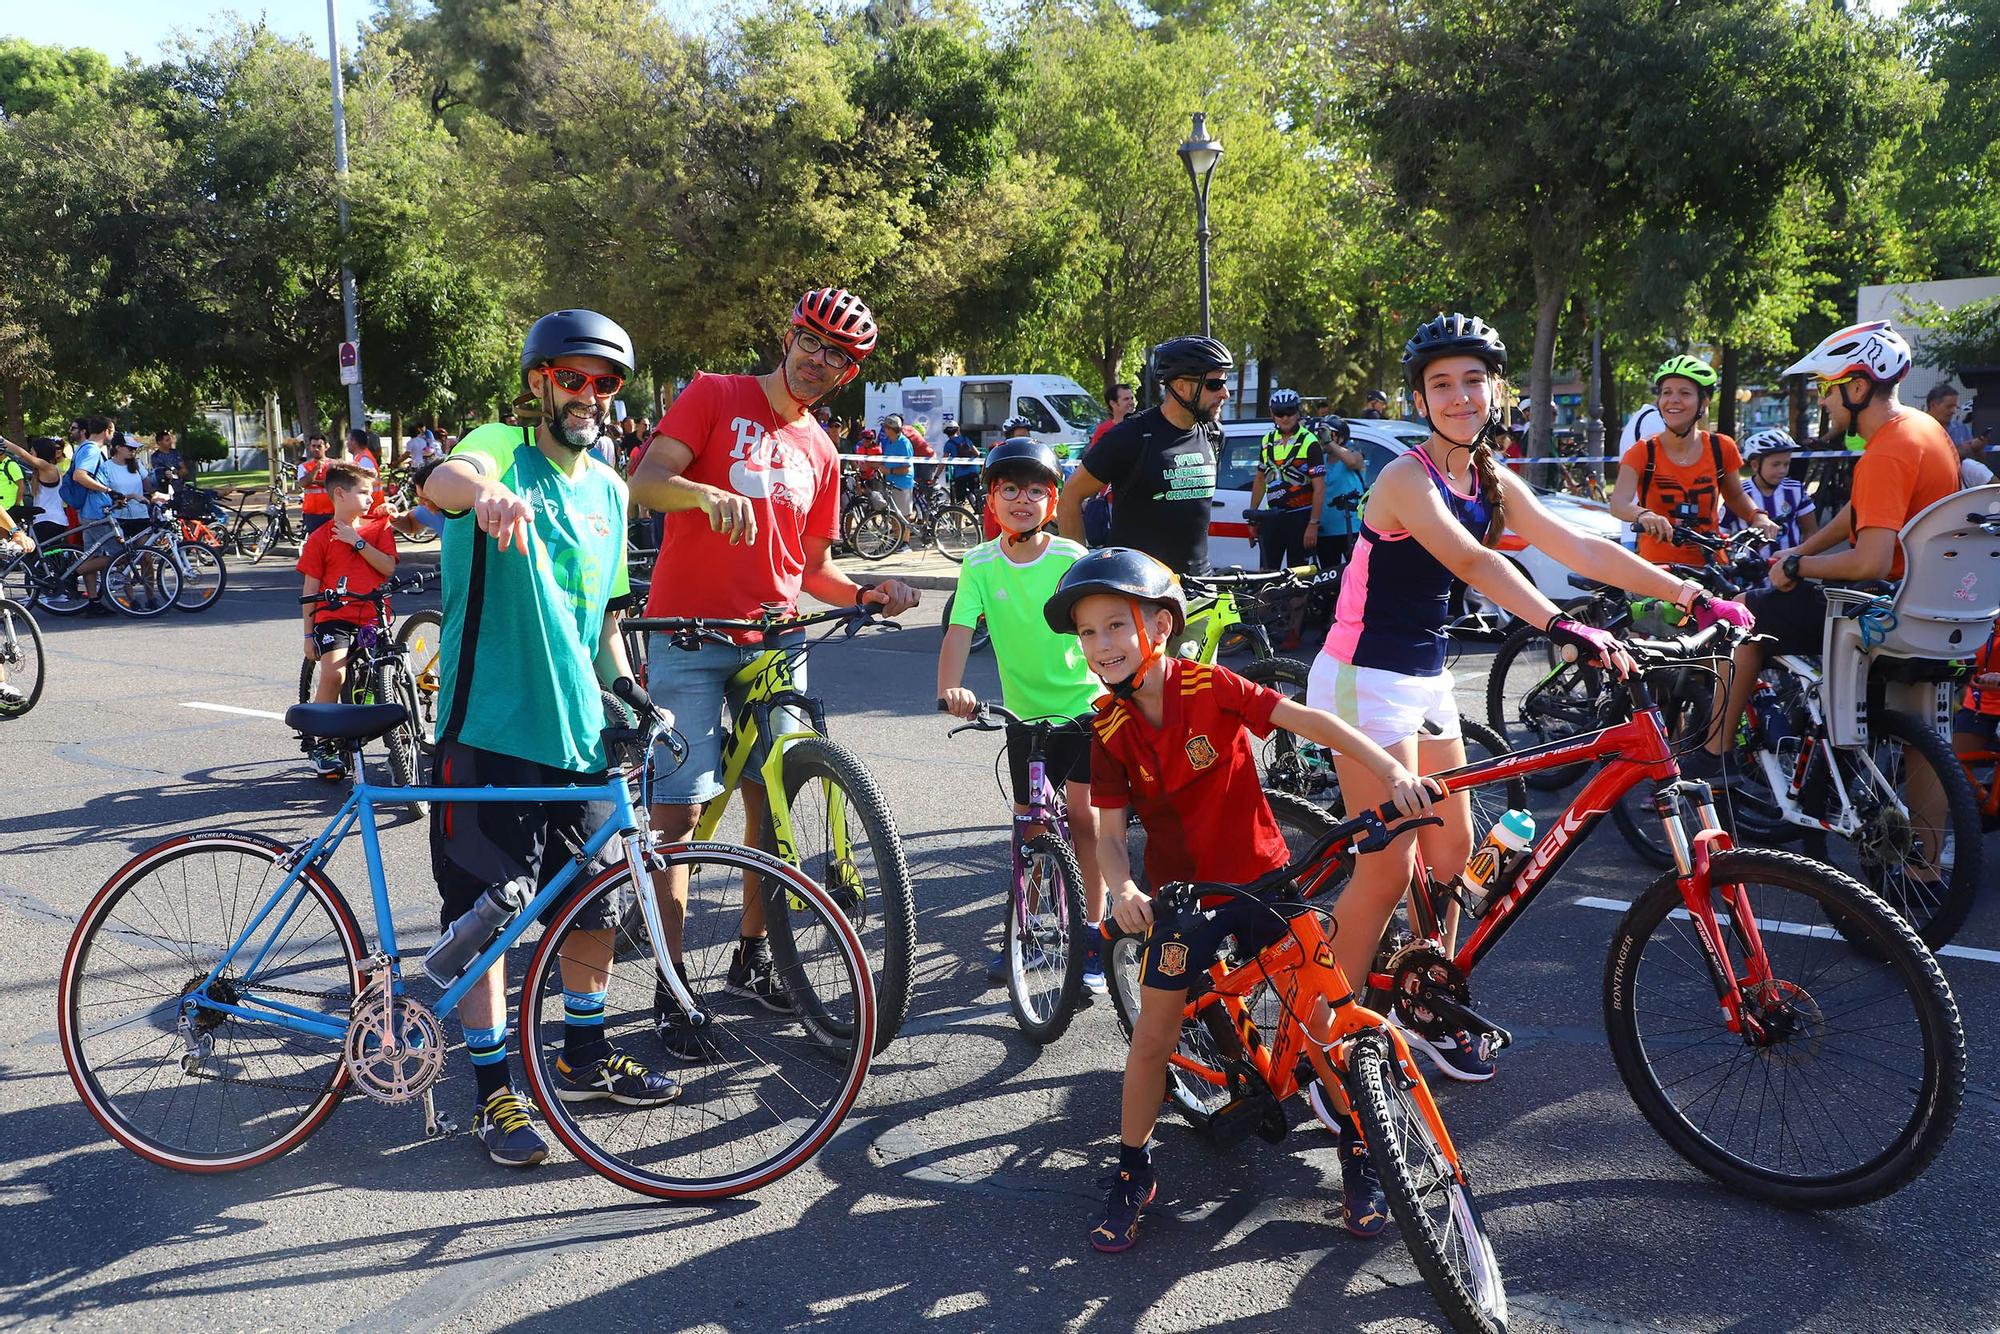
left=865, top=374, right=1106, bottom=457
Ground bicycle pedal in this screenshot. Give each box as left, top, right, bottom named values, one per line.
left=422, top=1089, right=458, bottom=1138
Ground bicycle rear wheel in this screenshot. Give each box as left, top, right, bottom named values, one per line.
left=520, top=850, right=874, bottom=1200
left=1104, top=934, right=1241, bottom=1131
left=930, top=504, right=982, bottom=561
left=0, top=598, right=47, bottom=718
left=1801, top=708, right=1982, bottom=949
left=29, top=547, right=89, bottom=615
left=57, top=832, right=365, bottom=1170
left=843, top=507, right=901, bottom=560
left=394, top=610, right=442, bottom=758
left=1240, top=656, right=1342, bottom=805
left=170, top=541, right=227, bottom=612
left=763, top=736, right=917, bottom=1052
left=1348, top=1031, right=1509, bottom=1333
left=1602, top=848, right=1964, bottom=1207
left=1006, top=833, right=1087, bottom=1044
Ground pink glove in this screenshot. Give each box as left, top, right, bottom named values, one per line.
left=1690, top=593, right=1755, bottom=631
left=1546, top=617, right=1621, bottom=666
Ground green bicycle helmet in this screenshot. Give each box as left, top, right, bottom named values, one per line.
left=1653, top=355, right=1719, bottom=395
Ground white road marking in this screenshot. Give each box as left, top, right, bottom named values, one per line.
left=181, top=701, right=286, bottom=721
left=1571, top=894, right=2000, bottom=965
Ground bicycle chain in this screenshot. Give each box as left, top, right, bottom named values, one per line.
left=172, top=979, right=362, bottom=1097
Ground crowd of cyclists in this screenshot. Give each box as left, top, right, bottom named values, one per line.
left=28, top=273, right=1999, bottom=1312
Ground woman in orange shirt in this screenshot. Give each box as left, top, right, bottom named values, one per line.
left=1611, top=354, right=1778, bottom=564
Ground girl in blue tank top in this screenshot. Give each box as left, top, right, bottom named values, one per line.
left=1305, top=313, right=1755, bottom=1113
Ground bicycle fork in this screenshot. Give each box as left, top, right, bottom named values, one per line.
left=1656, top=783, right=1779, bottom=1043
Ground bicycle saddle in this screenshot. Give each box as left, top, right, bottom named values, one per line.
left=286, top=702, right=410, bottom=741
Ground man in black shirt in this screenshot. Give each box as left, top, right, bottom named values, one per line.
left=1058, top=335, right=1229, bottom=575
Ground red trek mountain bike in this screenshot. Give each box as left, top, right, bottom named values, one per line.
left=1362, top=622, right=1965, bottom=1209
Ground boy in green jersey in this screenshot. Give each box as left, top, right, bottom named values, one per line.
left=938, top=440, right=1107, bottom=991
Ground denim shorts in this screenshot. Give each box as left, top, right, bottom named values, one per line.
left=647, top=630, right=808, bottom=803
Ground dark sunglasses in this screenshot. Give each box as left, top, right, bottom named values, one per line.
left=1273, top=408, right=1299, bottom=417
left=544, top=364, right=625, bottom=397
left=1201, top=377, right=1229, bottom=392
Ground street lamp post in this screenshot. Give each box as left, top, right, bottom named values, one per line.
left=1178, top=112, right=1223, bottom=339
left=325, top=0, right=364, bottom=437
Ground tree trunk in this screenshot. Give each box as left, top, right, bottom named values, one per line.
left=2, top=376, right=22, bottom=443
left=1789, top=374, right=1809, bottom=448
left=1717, top=343, right=1738, bottom=437
left=389, top=411, right=405, bottom=463
left=290, top=364, right=319, bottom=438
left=1255, top=350, right=1270, bottom=420
left=1529, top=260, right=1567, bottom=486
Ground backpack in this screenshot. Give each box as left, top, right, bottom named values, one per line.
left=59, top=445, right=108, bottom=511
left=1638, top=431, right=1726, bottom=516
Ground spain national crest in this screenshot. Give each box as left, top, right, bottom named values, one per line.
left=1184, top=733, right=1218, bottom=770
left=1158, top=941, right=1189, bottom=977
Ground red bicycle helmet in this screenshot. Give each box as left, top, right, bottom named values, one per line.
left=792, top=288, right=878, bottom=360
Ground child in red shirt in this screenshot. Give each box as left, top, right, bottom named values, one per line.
left=1953, top=624, right=2000, bottom=758
left=1044, top=547, right=1434, bottom=1254
left=296, top=462, right=399, bottom=778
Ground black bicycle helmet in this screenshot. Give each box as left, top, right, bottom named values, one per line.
left=1044, top=547, right=1186, bottom=635
left=521, top=309, right=636, bottom=378
left=984, top=439, right=1063, bottom=489
left=1402, top=312, right=1507, bottom=384
left=1270, top=388, right=1302, bottom=415
left=1150, top=335, right=1235, bottom=381
left=1320, top=413, right=1350, bottom=442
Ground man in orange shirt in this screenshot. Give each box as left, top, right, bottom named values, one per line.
left=1689, top=320, right=1958, bottom=775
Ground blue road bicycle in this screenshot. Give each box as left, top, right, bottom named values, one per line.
left=58, top=679, right=876, bottom=1200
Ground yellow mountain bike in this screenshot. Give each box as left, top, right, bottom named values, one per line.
left=625, top=606, right=917, bottom=1051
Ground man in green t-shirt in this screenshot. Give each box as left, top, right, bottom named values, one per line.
left=423, top=309, right=678, bottom=1168
left=938, top=440, right=1107, bottom=990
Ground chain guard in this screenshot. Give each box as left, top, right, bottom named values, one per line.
left=343, top=979, right=445, bottom=1103
left=1386, top=940, right=1471, bottom=1042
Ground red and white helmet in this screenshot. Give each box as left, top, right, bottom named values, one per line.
left=791, top=287, right=878, bottom=360
left=1782, top=320, right=1912, bottom=385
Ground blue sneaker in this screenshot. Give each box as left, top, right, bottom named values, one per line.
left=1336, top=1121, right=1389, bottom=1239
left=553, top=1048, right=682, bottom=1106
left=1089, top=1163, right=1159, bottom=1253
left=1389, top=1013, right=1497, bottom=1083
left=472, top=1087, right=547, bottom=1168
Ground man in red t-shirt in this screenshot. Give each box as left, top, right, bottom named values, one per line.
left=628, top=288, right=920, bottom=1018
left=1693, top=320, right=1959, bottom=775
left=1044, top=547, right=1430, bottom=1253
left=296, top=463, right=398, bottom=777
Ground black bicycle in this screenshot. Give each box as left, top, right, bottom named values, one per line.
left=295, top=573, right=432, bottom=791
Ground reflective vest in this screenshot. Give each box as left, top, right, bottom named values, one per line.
left=1258, top=428, right=1321, bottom=510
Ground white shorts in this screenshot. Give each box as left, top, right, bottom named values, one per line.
left=1308, top=654, right=1460, bottom=748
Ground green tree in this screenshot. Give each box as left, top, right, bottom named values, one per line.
left=0, top=37, right=113, bottom=118
left=1896, top=0, right=2000, bottom=278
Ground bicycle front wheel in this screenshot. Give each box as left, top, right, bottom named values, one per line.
left=763, top=736, right=917, bottom=1051
left=29, top=547, right=90, bottom=615
left=240, top=514, right=275, bottom=563
left=1602, top=848, right=1964, bottom=1208
left=104, top=546, right=180, bottom=617
left=843, top=506, right=902, bottom=560
left=57, top=832, right=365, bottom=1170
left=930, top=504, right=982, bottom=561
left=1801, top=707, right=1983, bottom=948
left=1348, top=1031, right=1509, bottom=1334
left=377, top=664, right=420, bottom=789
left=0, top=598, right=47, bottom=718
left=170, top=541, right=227, bottom=612
left=520, top=849, right=874, bottom=1200
left=394, top=609, right=442, bottom=757
left=1006, top=833, right=1087, bottom=1044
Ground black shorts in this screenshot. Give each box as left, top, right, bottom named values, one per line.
left=1006, top=717, right=1092, bottom=807
left=1139, top=891, right=1296, bottom=992
left=1257, top=508, right=1315, bottom=571
left=311, top=621, right=362, bottom=655
left=1743, top=581, right=1827, bottom=657
left=1953, top=709, right=2000, bottom=747
left=430, top=740, right=628, bottom=932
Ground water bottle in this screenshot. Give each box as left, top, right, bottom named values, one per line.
left=422, top=877, right=531, bottom=986
left=1747, top=681, right=1790, bottom=750
left=1451, top=810, right=1536, bottom=919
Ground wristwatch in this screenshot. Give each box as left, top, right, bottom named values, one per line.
left=351, top=538, right=368, bottom=553
left=1782, top=554, right=1803, bottom=583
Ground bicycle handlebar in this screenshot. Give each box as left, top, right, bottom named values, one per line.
left=939, top=699, right=1092, bottom=738
left=1099, top=799, right=1442, bottom=942
left=625, top=603, right=888, bottom=649
left=298, top=572, right=428, bottom=606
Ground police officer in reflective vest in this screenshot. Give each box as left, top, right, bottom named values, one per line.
left=1248, top=388, right=1325, bottom=571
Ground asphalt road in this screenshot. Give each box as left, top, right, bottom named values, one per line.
left=3, top=551, right=1998, bottom=1333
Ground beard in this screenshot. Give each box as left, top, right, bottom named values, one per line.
left=552, top=401, right=605, bottom=452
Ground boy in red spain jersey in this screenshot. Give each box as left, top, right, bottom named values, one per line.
left=1043, top=547, right=1435, bottom=1254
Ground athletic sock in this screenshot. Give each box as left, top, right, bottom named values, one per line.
left=464, top=1021, right=511, bottom=1102
left=562, top=989, right=611, bottom=1065
left=1118, top=1141, right=1151, bottom=1176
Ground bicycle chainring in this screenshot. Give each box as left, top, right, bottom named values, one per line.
left=1385, top=940, right=1471, bottom=1042
left=343, top=983, right=445, bottom=1103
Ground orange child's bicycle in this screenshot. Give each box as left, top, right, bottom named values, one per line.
left=1105, top=805, right=1509, bottom=1334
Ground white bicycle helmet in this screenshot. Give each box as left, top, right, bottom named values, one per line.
left=1782, top=320, right=1912, bottom=385
left=1742, top=428, right=1798, bottom=461
left=1269, top=388, right=1302, bottom=415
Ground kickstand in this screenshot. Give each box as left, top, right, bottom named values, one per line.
left=423, top=1088, right=458, bottom=1138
